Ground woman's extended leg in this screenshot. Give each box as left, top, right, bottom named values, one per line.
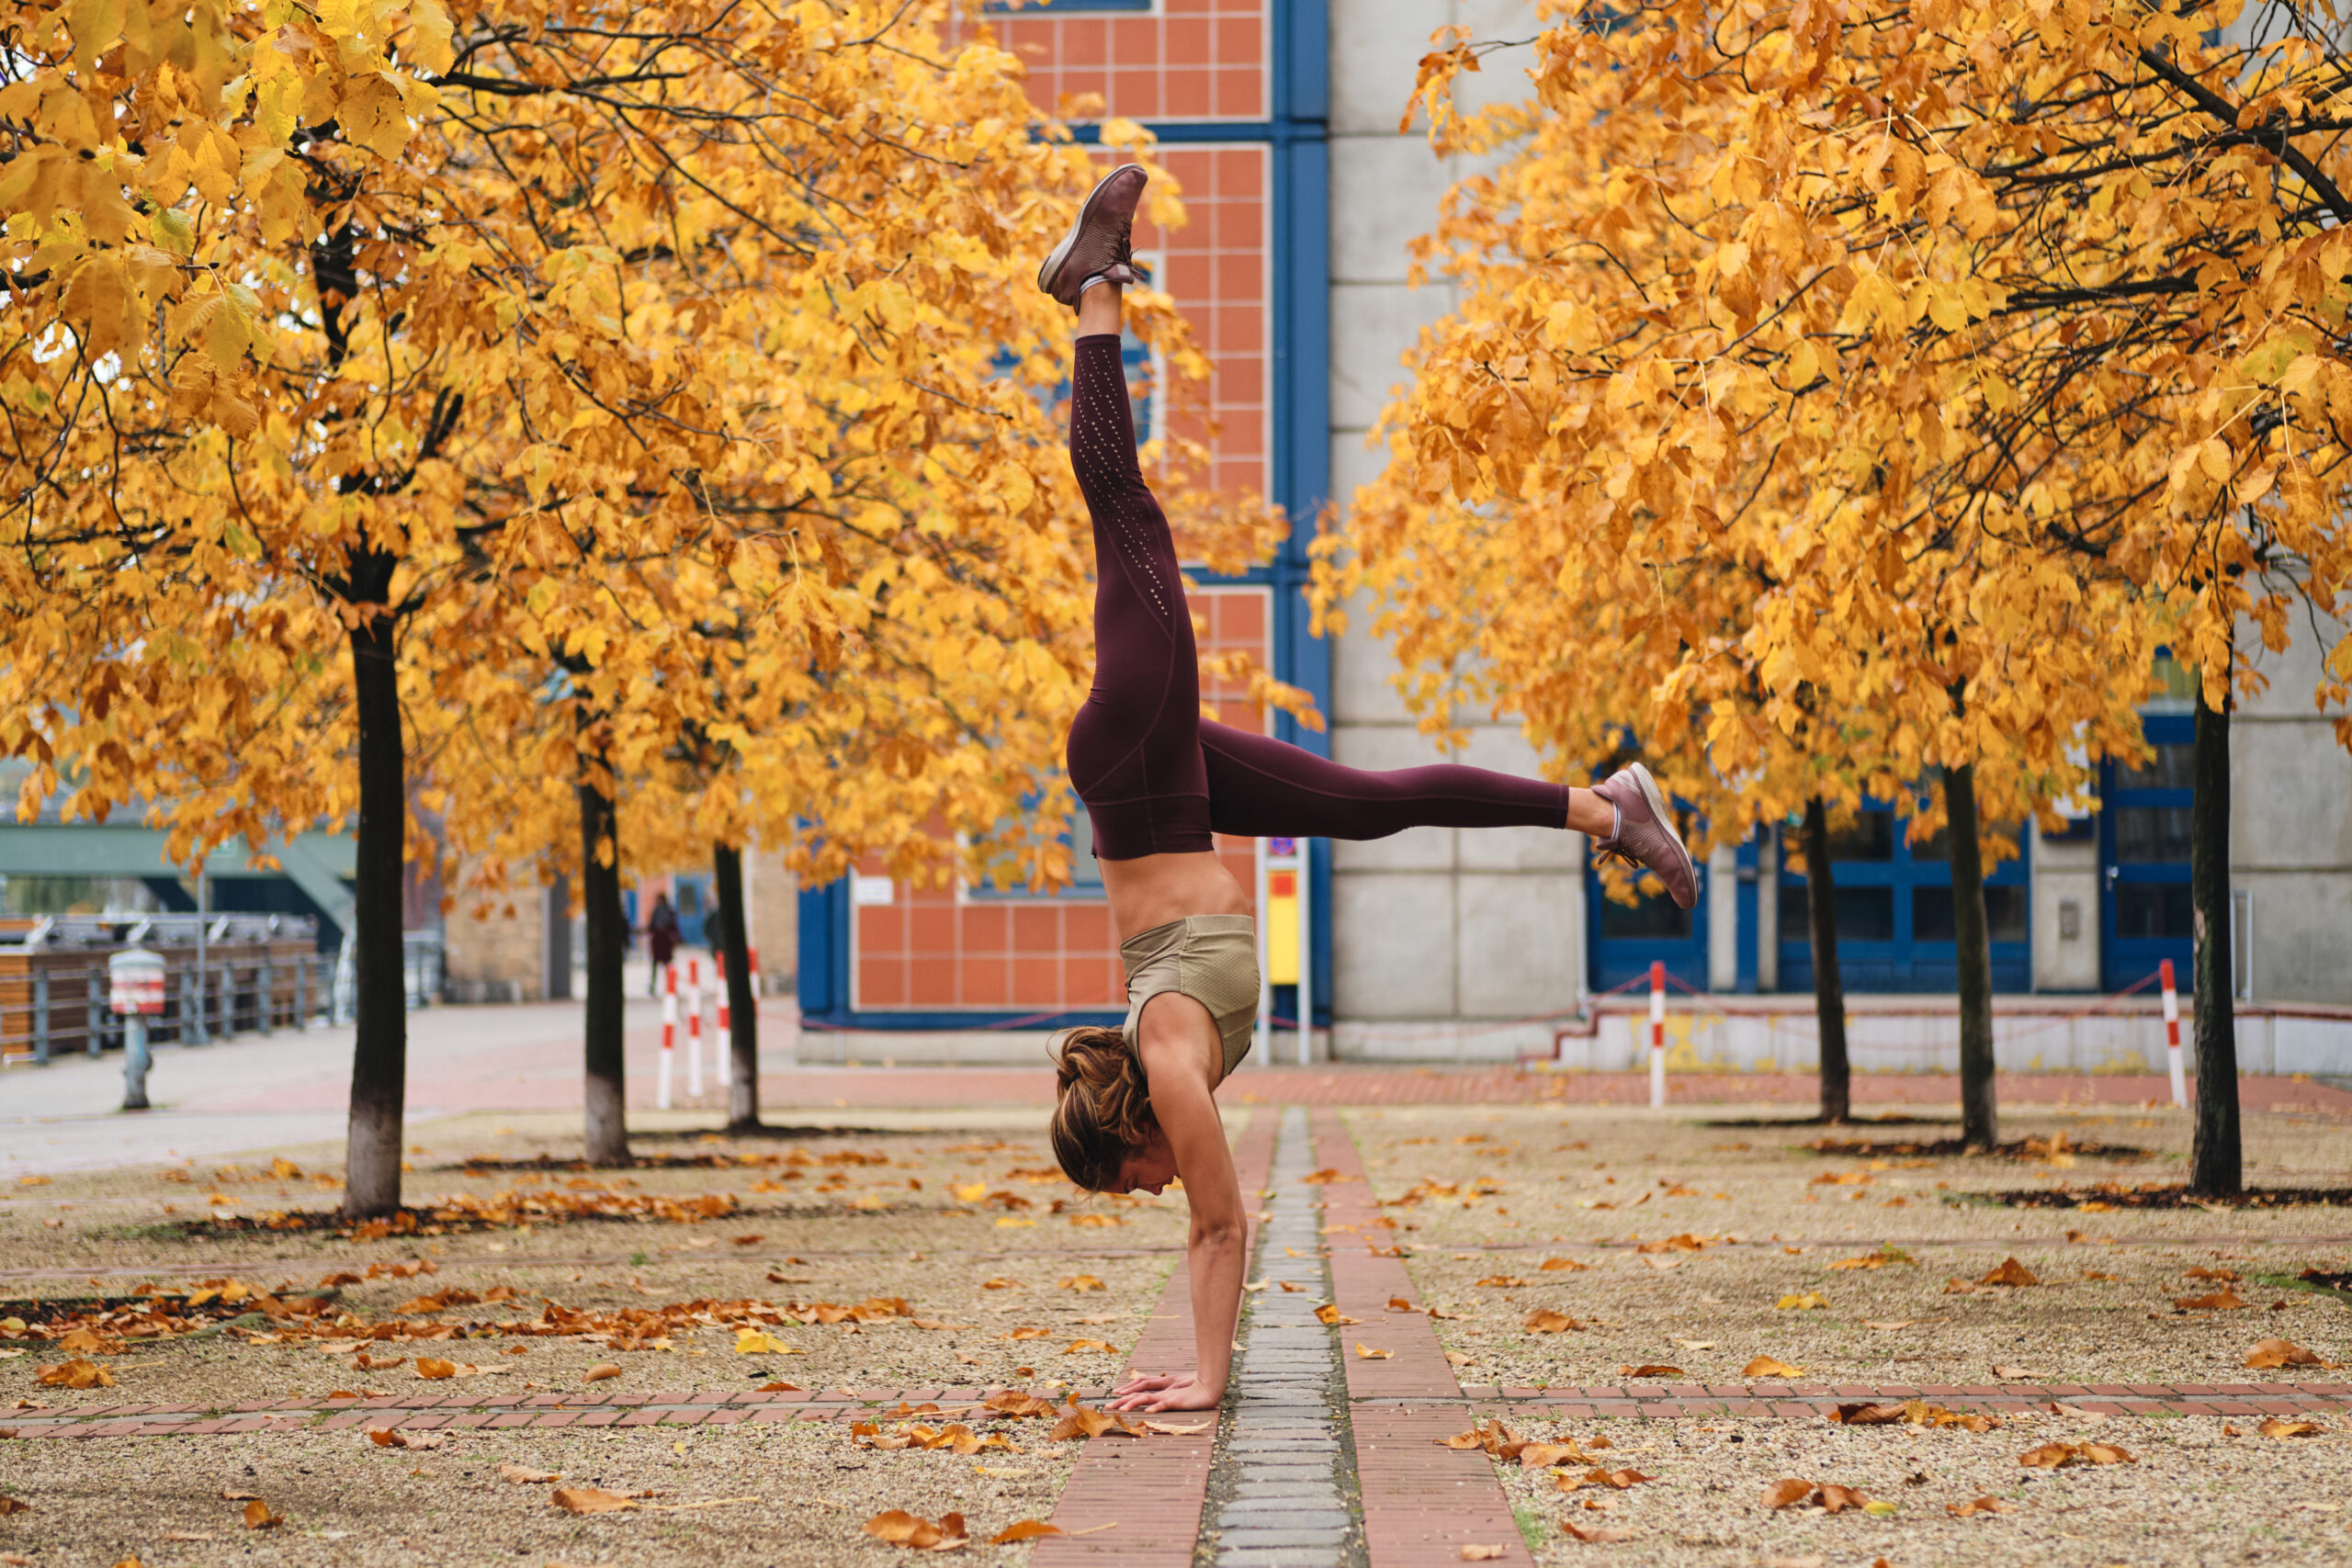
left=1060, top=301, right=1216, bottom=859
left=1199, top=721, right=1699, bottom=908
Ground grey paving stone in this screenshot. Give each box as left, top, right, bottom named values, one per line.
left=1216, top=1551, right=1346, bottom=1568
left=1217, top=1529, right=1352, bottom=1547
left=1217, top=1506, right=1352, bottom=1527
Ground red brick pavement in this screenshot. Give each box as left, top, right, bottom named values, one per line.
left=1027, top=1111, right=1279, bottom=1568
left=1311, top=1108, right=1532, bottom=1568
left=758, top=1066, right=2352, bottom=1112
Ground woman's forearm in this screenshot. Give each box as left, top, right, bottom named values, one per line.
left=1187, top=1221, right=1246, bottom=1395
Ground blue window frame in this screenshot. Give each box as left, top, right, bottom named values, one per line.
left=1777, top=800, right=2030, bottom=992
left=2100, top=714, right=2194, bottom=991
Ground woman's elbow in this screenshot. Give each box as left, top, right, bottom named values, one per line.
left=1191, top=1216, right=1245, bottom=1249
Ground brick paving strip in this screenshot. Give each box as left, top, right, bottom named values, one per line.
left=1312, top=1108, right=1534, bottom=1568
left=1192, top=1105, right=1365, bottom=1568
left=1027, top=1107, right=1280, bottom=1568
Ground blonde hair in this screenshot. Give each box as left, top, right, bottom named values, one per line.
left=1049, top=1027, right=1157, bottom=1191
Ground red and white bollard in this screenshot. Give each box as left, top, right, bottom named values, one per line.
left=685, top=957, right=705, bottom=1098
left=1648, top=959, right=1667, bottom=1110
left=715, top=951, right=731, bottom=1068
left=749, top=946, right=762, bottom=999
left=2161, top=958, right=2187, bottom=1109
left=658, top=961, right=677, bottom=1110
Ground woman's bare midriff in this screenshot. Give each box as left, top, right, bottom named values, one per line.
left=1098, top=849, right=1251, bottom=944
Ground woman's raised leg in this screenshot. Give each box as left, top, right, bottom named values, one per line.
left=1199, top=720, right=1698, bottom=908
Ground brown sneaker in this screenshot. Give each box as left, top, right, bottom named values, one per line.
left=1038, top=164, right=1151, bottom=309
left=1590, top=762, right=1698, bottom=910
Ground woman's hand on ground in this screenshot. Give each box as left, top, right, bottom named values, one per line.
left=1106, top=1373, right=1221, bottom=1414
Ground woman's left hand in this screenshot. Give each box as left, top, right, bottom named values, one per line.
left=1106, top=1372, right=1222, bottom=1414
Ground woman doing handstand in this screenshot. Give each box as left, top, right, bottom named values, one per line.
left=1037, top=166, right=1697, bottom=1414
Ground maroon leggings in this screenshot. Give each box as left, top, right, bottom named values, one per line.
left=1063, top=333, right=1571, bottom=859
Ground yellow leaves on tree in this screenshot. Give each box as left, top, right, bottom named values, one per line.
left=1310, top=0, right=2352, bottom=919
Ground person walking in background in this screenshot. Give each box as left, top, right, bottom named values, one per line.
left=645, top=891, right=681, bottom=996
left=1036, top=164, right=1697, bottom=1415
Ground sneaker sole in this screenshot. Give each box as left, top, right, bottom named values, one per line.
left=1037, top=164, right=1146, bottom=301
left=1625, top=761, right=1698, bottom=910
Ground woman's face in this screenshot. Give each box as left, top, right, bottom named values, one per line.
left=1112, top=1126, right=1178, bottom=1196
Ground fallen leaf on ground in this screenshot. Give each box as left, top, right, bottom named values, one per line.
left=1775, top=1293, right=1827, bottom=1312
left=1832, top=1400, right=1997, bottom=1432
left=551, top=1488, right=638, bottom=1515
left=1558, top=1469, right=1650, bottom=1492
left=1815, top=1485, right=1870, bottom=1515
left=1315, top=1305, right=1361, bottom=1325
left=989, top=1522, right=1061, bottom=1543
left=1947, top=1495, right=2007, bottom=1517
left=2259, top=1416, right=2327, bottom=1438
left=583, top=1364, right=622, bottom=1382
left=735, top=1329, right=798, bottom=1355
left=1458, top=1546, right=1507, bottom=1561
left=1560, top=1521, right=1634, bottom=1543
left=1980, top=1258, right=2039, bottom=1287
left=0, top=1499, right=26, bottom=1516
left=1989, top=1366, right=2045, bottom=1381
left=863, top=1509, right=968, bottom=1550
left=368, top=1428, right=446, bottom=1450
left=1541, top=1258, right=1588, bottom=1271
left=219, top=1492, right=262, bottom=1503
left=242, top=1500, right=280, bottom=1530
left=1862, top=1321, right=1915, bottom=1331
left=1000, top=1327, right=1051, bottom=1342
left=34, top=1359, right=113, bottom=1390
left=1446, top=1352, right=1474, bottom=1366
left=1141, top=1420, right=1210, bottom=1436
left=1047, top=1404, right=1139, bottom=1441
left=2187, top=1266, right=2240, bottom=1281
left=1516, top=1442, right=1588, bottom=1469
left=1743, top=1357, right=1802, bottom=1378
left=1059, top=1275, right=1104, bottom=1292
left=2018, top=1441, right=2134, bottom=1468
left=1356, top=1344, right=1393, bottom=1359
left=499, top=1464, right=560, bottom=1483
left=2175, top=1291, right=2249, bottom=1311
left=1476, top=1276, right=1532, bottom=1289
left=1524, top=1310, right=1580, bottom=1334
left=1828, top=1246, right=1916, bottom=1271
left=1619, top=1365, right=1681, bottom=1379
left=1762, top=1479, right=1814, bottom=1510
left=2246, top=1338, right=2330, bottom=1369
left=415, top=1358, right=458, bottom=1380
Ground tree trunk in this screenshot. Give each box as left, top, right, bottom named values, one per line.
left=578, top=760, right=630, bottom=1166
left=2188, top=678, right=2241, bottom=1196
left=342, top=610, right=407, bottom=1219
left=1800, top=796, right=1850, bottom=1124
left=715, top=842, right=762, bottom=1132
left=1944, top=763, right=1998, bottom=1151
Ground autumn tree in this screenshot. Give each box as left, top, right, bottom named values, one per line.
left=1, top=0, right=1283, bottom=1209
left=1339, top=0, right=2350, bottom=1175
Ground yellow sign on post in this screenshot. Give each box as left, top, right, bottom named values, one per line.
left=1266, top=868, right=1300, bottom=986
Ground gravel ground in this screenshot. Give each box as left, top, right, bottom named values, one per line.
left=0, top=1402, right=1090, bottom=1565
left=0, top=1112, right=1239, bottom=1409
left=1483, top=1409, right=2352, bottom=1567
left=1345, top=1104, right=2352, bottom=1390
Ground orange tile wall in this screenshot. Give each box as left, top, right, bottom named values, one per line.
left=854, top=586, right=1272, bottom=1013
left=977, top=0, right=1268, bottom=123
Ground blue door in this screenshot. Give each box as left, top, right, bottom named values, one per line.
left=2101, top=716, right=2194, bottom=991
left=1779, top=800, right=2030, bottom=992
left=672, top=874, right=712, bottom=949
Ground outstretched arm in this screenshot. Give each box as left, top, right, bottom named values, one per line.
left=1110, top=1002, right=1245, bottom=1412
